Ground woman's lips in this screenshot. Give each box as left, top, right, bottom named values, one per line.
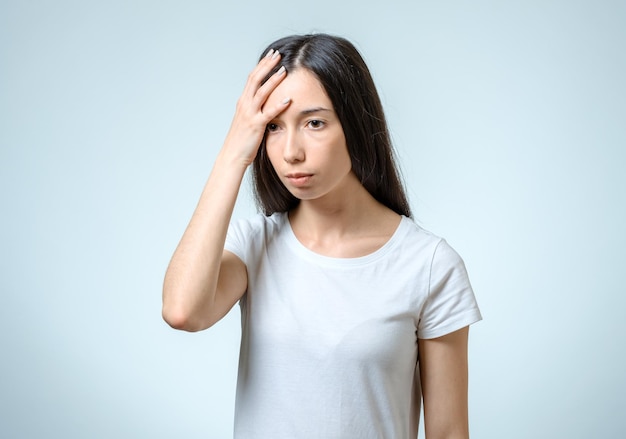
left=286, top=173, right=313, bottom=187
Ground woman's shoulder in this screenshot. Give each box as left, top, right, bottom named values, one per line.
left=397, top=216, right=443, bottom=246
left=225, top=212, right=288, bottom=262
left=395, top=217, right=466, bottom=265
left=228, top=211, right=287, bottom=239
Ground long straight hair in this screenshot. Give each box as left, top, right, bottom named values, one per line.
left=252, top=33, right=412, bottom=218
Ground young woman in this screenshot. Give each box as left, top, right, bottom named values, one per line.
left=163, top=33, right=482, bottom=439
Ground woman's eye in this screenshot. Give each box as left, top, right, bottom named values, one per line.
left=308, top=120, right=324, bottom=129
left=266, top=123, right=279, bottom=132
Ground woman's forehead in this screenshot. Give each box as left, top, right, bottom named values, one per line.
left=267, top=68, right=331, bottom=108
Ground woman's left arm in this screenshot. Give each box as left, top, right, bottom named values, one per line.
left=418, top=326, right=471, bottom=439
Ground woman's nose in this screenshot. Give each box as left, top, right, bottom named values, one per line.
left=283, top=131, right=305, bottom=163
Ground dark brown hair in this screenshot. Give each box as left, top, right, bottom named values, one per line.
left=252, top=33, right=412, bottom=218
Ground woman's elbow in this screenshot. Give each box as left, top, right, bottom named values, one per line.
left=162, top=304, right=207, bottom=332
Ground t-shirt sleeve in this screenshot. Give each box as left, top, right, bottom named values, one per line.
left=417, top=239, right=482, bottom=339
left=224, top=217, right=253, bottom=265
left=224, top=213, right=269, bottom=268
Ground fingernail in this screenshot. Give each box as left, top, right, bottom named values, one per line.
left=271, top=50, right=280, bottom=60
left=265, top=49, right=274, bottom=58
left=282, top=97, right=291, bottom=105
left=277, top=66, right=286, bottom=75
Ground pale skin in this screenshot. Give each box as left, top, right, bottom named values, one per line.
left=162, top=49, right=471, bottom=439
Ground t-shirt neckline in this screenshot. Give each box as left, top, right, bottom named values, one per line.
left=278, top=212, right=410, bottom=267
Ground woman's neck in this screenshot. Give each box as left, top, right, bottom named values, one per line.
left=287, top=185, right=401, bottom=258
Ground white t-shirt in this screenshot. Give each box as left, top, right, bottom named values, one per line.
left=225, top=212, right=482, bottom=439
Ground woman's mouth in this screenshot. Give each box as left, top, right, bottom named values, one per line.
left=286, top=173, right=313, bottom=187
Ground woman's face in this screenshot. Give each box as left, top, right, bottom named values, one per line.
left=264, top=68, right=355, bottom=203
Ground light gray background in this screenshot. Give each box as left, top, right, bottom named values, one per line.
left=1, top=0, right=624, bottom=437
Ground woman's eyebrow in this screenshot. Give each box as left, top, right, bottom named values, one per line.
left=300, top=107, right=333, bottom=115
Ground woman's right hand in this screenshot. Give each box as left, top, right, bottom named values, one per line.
left=222, top=49, right=291, bottom=166
left=163, top=50, right=291, bottom=332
